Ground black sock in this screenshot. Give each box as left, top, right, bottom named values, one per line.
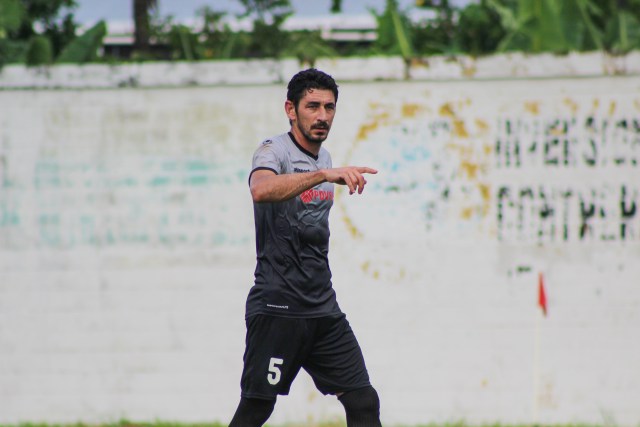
left=338, top=386, right=382, bottom=427
left=228, top=396, right=276, bottom=427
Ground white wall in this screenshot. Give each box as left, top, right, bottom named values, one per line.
left=1, top=54, right=639, bottom=426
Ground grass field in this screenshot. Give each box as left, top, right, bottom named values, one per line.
left=0, top=421, right=609, bottom=427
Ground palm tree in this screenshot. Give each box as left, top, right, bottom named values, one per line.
left=133, top=0, right=157, bottom=54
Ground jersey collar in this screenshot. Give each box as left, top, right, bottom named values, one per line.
left=288, top=132, right=319, bottom=161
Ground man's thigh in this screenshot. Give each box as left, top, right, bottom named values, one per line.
left=304, top=314, right=372, bottom=395
left=240, top=315, right=313, bottom=399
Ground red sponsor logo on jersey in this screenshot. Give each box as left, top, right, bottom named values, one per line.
left=300, top=189, right=334, bottom=203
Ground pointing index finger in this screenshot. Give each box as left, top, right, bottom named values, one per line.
left=357, top=167, right=378, bottom=175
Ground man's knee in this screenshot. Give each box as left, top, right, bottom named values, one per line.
left=338, top=386, right=381, bottom=425
left=229, top=396, right=276, bottom=427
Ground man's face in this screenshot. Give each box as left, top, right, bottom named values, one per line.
left=287, top=88, right=336, bottom=145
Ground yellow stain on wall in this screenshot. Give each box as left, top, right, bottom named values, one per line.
left=634, top=99, right=640, bottom=110
left=461, top=207, right=474, bottom=219
left=341, top=208, right=363, bottom=239
left=361, top=261, right=370, bottom=273
left=447, top=142, right=474, bottom=158
left=356, top=112, right=390, bottom=141
left=475, top=119, right=489, bottom=134
left=549, top=124, right=566, bottom=136
left=439, top=102, right=455, bottom=117
left=453, top=119, right=469, bottom=138
left=563, top=98, right=579, bottom=114
left=479, top=183, right=490, bottom=203
left=460, top=160, right=479, bottom=179
left=524, top=101, right=540, bottom=115
left=479, top=183, right=491, bottom=215
left=462, top=63, right=477, bottom=78
left=402, top=103, right=423, bottom=118
left=609, top=100, right=617, bottom=116
left=357, top=121, right=380, bottom=141
left=438, top=102, right=470, bottom=138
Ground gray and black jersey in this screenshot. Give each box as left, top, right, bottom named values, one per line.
left=246, top=132, right=341, bottom=319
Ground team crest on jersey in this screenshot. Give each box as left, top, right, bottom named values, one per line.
left=300, top=188, right=334, bottom=204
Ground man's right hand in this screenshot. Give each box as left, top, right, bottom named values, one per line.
left=322, top=166, right=378, bottom=195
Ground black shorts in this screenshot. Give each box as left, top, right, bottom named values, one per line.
left=239, top=313, right=371, bottom=400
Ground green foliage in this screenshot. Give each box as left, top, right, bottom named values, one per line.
left=25, top=34, right=52, bottom=65
left=236, top=0, right=294, bottom=59
left=285, top=30, right=337, bottom=66
left=456, top=2, right=506, bottom=56
left=56, top=20, right=106, bottom=63
left=133, top=0, right=158, bottom=54
left=331, top=0, right=342, bottom=14
left=412, top=0, right=458, bottom=55
left=488, top=0, right=569, bottom=52
left=248, top=14, right=291, bottom=58
left=16, top=0, right=78, bottom=55
left=195, top=7, right=242, bottom=59
left=166, top=24, right=198, bottom=60
left=0, top=0, right=25, bottom=66
left=484, top=0, right=640, bottom=54
left=0, top=0, right=78, bottom=67
left=4, top=0, right=640, bottom=66
left=594, top=0, right=640, bottom=53
left=0, top=0, right=24, bottom=34
left=372, top=0, right=415, bottom=58
left=606, top=11, right=640, bottom=53
left=237, top=0, right=293, bottom=21
left=0, top=39, right=26, bottom=65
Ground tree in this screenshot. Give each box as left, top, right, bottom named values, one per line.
left=0, top=0, right=78, bottom=66
left=195, top=6, right=243, bottom=59
left=590, top=0, right=640, bottom=53
left=456, top=1, right=506, bottom=56
left=133, top=0, right=157, bottom=56
left=372, top=0, right=414, bottom=59
left=237, top=0, right=293, bottom=58
left=413, top=0, right=459, bottom=55
left=0, top=0, right=24, bottom=35
left=0, top=0, right=25, bottom=66
left=56, top=20, right=107, bottom=63
left=237, top=0, right=292, bottom=22
left=485, top=0, right=606, bottom=53
left=285, top=30, right=336, bottom=67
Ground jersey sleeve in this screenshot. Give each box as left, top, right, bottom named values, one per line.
left=250, top=139, right=285, bottom=182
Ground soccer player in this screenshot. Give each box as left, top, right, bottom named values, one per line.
left=229, top=69, right=382, bottom=426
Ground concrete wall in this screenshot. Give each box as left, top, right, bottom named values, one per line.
left=1, top=53, right=639, bottom=426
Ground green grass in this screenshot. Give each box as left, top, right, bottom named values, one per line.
left=0, top=422, right=612, bottom=427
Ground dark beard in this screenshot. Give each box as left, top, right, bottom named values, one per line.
left=299, top=122, right=329, bottom=144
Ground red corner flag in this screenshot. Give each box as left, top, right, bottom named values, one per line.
left=538, top=272, right=548, bottom=317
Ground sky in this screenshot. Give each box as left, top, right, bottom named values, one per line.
left=73, top=0, right=471, bottom=24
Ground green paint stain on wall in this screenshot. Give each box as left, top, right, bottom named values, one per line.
left=0, top=210, right=20, bottom=226
left=212, top=232, right=226, bottom=245
left=117, top=177, right=137, bottom=187
left=186, top=161, right=210, bottom=171
left=163, top=161, right=179, bottom=171
left=150, top=176, right=171, bottom=186
left=186, top=175, right=208, bottom=186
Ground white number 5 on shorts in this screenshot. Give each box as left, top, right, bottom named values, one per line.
left=267, top=357, right=283, bottom=385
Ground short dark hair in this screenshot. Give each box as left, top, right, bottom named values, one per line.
left=287, top=68, right=339, bottom=108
